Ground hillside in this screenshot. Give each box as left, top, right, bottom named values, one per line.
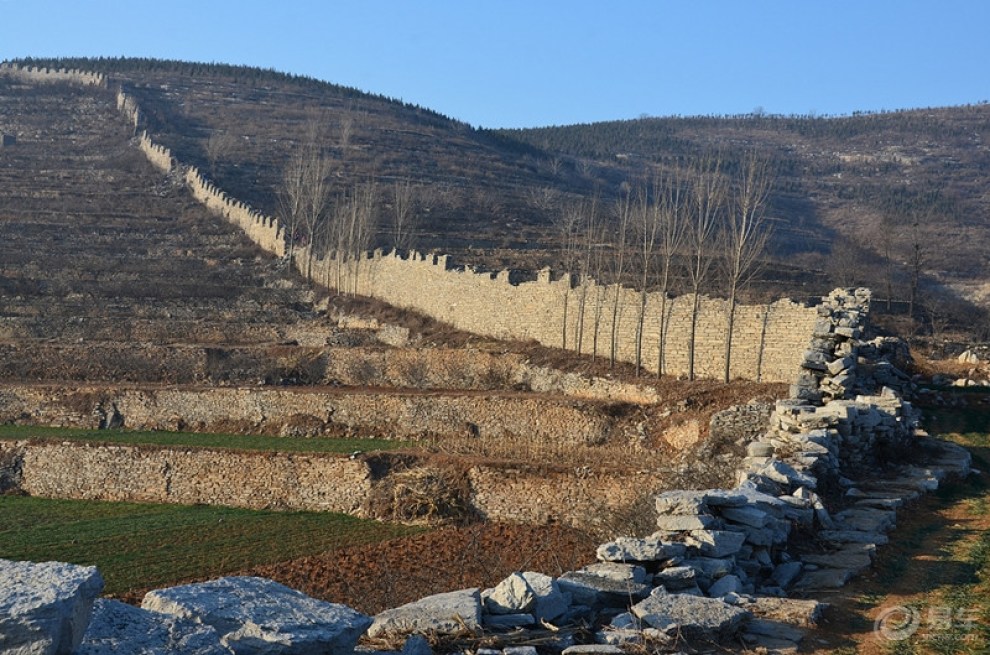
left=6, top=57, right=989, bottom=332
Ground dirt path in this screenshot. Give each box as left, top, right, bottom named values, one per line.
left=802, top=426, right=990, bottom=654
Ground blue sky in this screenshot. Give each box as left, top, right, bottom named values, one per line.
left=2, top=1, right=987, bottom=129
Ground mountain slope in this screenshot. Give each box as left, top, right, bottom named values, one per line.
left=8, top=57, right=989, bottom=325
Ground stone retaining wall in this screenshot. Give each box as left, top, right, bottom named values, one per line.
left=2, top=441, right=371, bottom=514
left=0, top=384, right=618, bottom=443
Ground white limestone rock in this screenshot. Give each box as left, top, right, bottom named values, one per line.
left=519, top=572, right=570, bottom=622
left=0, top=558, right=104, bottom=655
left=141, top=576, right=371, bottom=655
left=631, top=589, right=750, bottom=641
left=485, top=573, right=535, bottom=615
left=367, top=588, right=481, bottom=638
left=77, top=599, right=229, bottom=655
left=595, top=537, right=685, bottom=563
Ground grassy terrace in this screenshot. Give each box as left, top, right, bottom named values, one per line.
left=0, top=495, right=421, bottom=596
left=0, top=425, right=411, bottom=454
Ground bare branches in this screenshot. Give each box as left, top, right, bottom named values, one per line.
left=720, top=153, right=774, bottom=381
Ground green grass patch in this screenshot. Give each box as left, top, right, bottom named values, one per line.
left=0, top=424, right=410, bottom=454
left=0, top=495, right=421, bottom=595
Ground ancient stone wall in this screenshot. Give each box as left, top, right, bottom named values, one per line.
left=299, top=249, right=818, bottom=382
left=0, top=63, right=107, bottom=88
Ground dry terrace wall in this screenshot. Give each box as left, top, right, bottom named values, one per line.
left=0, top=384, right=617, bottom=444
left=1, top=62, right=819, bottom=383
left=299, top=249, right=819, bottom=383
left=0, top=441, right=370, bottom=514
left=0, top=440, right=667, bottom=527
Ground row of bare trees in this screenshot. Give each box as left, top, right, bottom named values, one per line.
left=275, top=121, right=426, bottom=293
left=556, top=153, right=774, bottom=381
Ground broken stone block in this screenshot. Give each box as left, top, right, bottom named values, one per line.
left=485, top=573, right=535, bottom=615
left=655, top=513, right=718, bottom=531
left=482, top=613, right=535, bottom=629
left=143, top=576, right=372, bottom=654
left=520, top=572, right=569, bottom=622
left=596, top=537, right=685, bottom=563
left=581, top=562, right=648, bottom=584
left=78, top=599, right=227, bottom=655
left=0, top=558, right=104, bottom=655
left=557, top=572, right=650, bottom=608
left=793, top=568, right=855, bottom=590
left=706, top=574, right=742, bottom=598
left=834, top=507, right=896, bottom=533
left=653, top=566, right=697, bottom=591
left=687, top=530, right=746, bottom=558
left=770, top=561, right=803, bottom=589
left=631, top=589, right=750, bottom=641
left=720, top=505, right=769, bottom=528
left=367, top=588, right=481, bottom=638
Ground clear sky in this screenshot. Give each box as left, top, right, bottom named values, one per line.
left=1, top=0, right=987, bottom=129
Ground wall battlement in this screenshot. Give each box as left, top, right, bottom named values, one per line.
left=0, top=63, right=107, bottom=88
left=296, top=247, right=818, bottom=382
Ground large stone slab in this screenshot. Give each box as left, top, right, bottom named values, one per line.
left=687, top=530, right=746, bottom=558
left=78, top=599, right=228, bottom=655
left=557, top=572, right=650, bottom=608
left=596, top=537, right=684, bottom=563
left=0, top=558, right=104, bottom=655
left=519, top=572, right=569, bottom=622
left=368, top=588, right=481, bottom=638
left=485, top=573, right=535, bottom=615
left=631, top=589, right=750, bottom=641
left=142, top=576, right=371, bottom=655
left=655, top=513, right=718, bottom=531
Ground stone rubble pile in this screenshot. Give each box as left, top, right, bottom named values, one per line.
left=0, top=288, right=976, bottom=655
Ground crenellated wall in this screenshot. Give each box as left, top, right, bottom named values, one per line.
left=185, top=166, right=285, bottom=256
left=0, top=63, right=107, bottom=88
left=297, top=248, right=819, bottom=383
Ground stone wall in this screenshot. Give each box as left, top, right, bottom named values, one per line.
left=299, top=249, right=819, bottom=383
left=0, top=63, right=107, bottom=88
left=2, top=440, right=370, bottom=514
left=0, top=384, right=618, bottom=444
left=0, top=439, right=667, bottom=528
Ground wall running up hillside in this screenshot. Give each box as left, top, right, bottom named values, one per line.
left=0, top=63, right=107, bottom=88
left=1, top=62, right=820, bottom=383
left=297, top=248, right=819, bottom=382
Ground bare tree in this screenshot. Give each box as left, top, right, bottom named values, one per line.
left=632, top=180, right=659, bottom=375
left=575, top=195, right=604, bottom=357
left=389, top=179, right=420, bottom=252
left=684, top=154, right=726, bottom=380
left=554, top=201, right=583, bottom=350
left=609, top=185, right=633, bottom=367
left=277, top=121, right=334, bottom=279
left=654, top=168, right=688, bottom=377
left=205, top=130, right=236, bottom=178
left=719, top=154, right=774, bottom=382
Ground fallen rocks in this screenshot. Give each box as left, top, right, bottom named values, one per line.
left=631, top=589, right=750, bottom=640
left=142, top=576, right=371, bottom=655
left=0, top=558, right=104, bottom=655
left=78, top=599, right=228, bottom=655
left=368, top=588, right=481, bottom=639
